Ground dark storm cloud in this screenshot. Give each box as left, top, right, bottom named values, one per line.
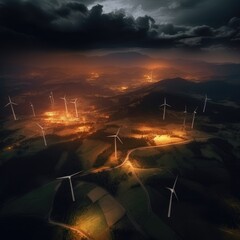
left=0, top=0, right=239, bottom=51
left=55, top=2, right=88, bottom=17
left=172, top=0, right=240, bottom=27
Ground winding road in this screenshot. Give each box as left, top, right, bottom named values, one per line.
left=49, top=137, right=208, bottom=239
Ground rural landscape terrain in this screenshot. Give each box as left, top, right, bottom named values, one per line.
left=0, top=0, right=240, bottom=239
left=1, top=52, right=240, bottom=240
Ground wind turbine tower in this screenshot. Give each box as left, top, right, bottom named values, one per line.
left=160, top=97, right=171, bottom=120
left=166, top=175, right=179, bottom=218
left=5, top=96, right=17, bottom=120
left=36, top=123, right=47, bottom=146
left=30, top=102, right=36, bottom=117
left=203, top=94, right=211, bottom=113
left=191, top=107, right=198, bottom=129
left=183, top=105, right=187, bottom=129
left=49, top=95, right=53, bottom=108
left=70, top=98, right=79, bottom=118
left=50, top=91, right=55, bottom=105
left=60, top=95, right=68, bottom=116
left=107, top=128, right=123, bottom=160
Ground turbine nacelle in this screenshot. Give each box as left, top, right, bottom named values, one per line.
left=56, top=170, right=83, bottom=202
left=107, top=128, right=123, bottom=144
left=166, top=187, right=179, bottom=200
left=107, top=128, right=123, bottom=159
left=5, top=96, right=17, bottom=107
left=194, top=107, right=198, bottom=114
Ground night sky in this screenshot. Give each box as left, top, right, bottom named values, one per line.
left=0, top=0, right=239, bottom=58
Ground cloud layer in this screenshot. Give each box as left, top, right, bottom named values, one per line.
left=0, top=0, right=239, bottom=51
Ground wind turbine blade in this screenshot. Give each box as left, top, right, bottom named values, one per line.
left=36, top=123, right=43, bottom=129
left=107, top=135, right=116, bottom=138
left=117, top=135, right=123, bottom=144
left=173, top=175, right=178, bottom=189
left=70, top=170, right=84, bottom=177
left=173, top=190, right=179, bottom=201
left=4, top=102, right=10, bottom=107
left=194, top=107, right=198, bottom=112
left=166, top=104, right=171, bottom=107
left=116, top=128, right=120, bottom=135
left=166, top=187, right=173, bottom=192
left=160, top=104, right=165, bottom=107
left=56, top=176, right=68, bottom=180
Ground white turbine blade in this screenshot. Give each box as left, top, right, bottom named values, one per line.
left=160, top=104, right=165, bottom=107
left=107, top=135, right=116, bottom=138
left=173, top=175, right=178, bottom=189
left=4, top=102, right=10, bottom=107
left=70, top=170, right=84, bottom=177
left=11, top=102, right=17, bottom=105
left=56, top=176, right=69, bottom=180
left=166, top=104, right=171, bottom=107
left=166, top=187, right=173, bottom=192
left=173, top=190, right=179, bottom=201
left=194, top=107, right=198, bottom=112
left=36, top=123, right=43, bottom=129
left=117, top=135, right=123, bottom=144
left=116, top=128, right=120, bottom=135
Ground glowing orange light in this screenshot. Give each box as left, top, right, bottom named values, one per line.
left=4, top=145, right=14, bottom=151
left=153, top=135, right=171, bottom=144
left=87, top=72, right=100, bottom=81
left=77, top=125, right=91, bottom=132
left=120, top=86, right=128, bottom=91
left=144, top=74, right=153, bottom=82
left=44, top=111, right=80, bottom=124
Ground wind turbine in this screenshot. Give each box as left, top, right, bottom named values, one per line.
left=36, top=123, right=47, bottom=146
left=50, top=91, right=55, bottom=105
left=49, top=94, right=53, bottom=107
left=166, top=175, right=179, bottom=218
left=107, top=128, right=123, bottom=160
left=203, top=94, right=211, bottom=113
left=160, top=97, right=171, bottom=120
left=183, top=105, right=187, bottom=129
left=30, top=102, right=36, bottom=117
left=60, top=95, right=68, bottom=116
left=191, top=107, right=198, bottom=129
left=5, top=96, right=17, bottom=120
left=56, top=171, right=82, bottom=202
left=70, top=98, right=79, bottom=118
